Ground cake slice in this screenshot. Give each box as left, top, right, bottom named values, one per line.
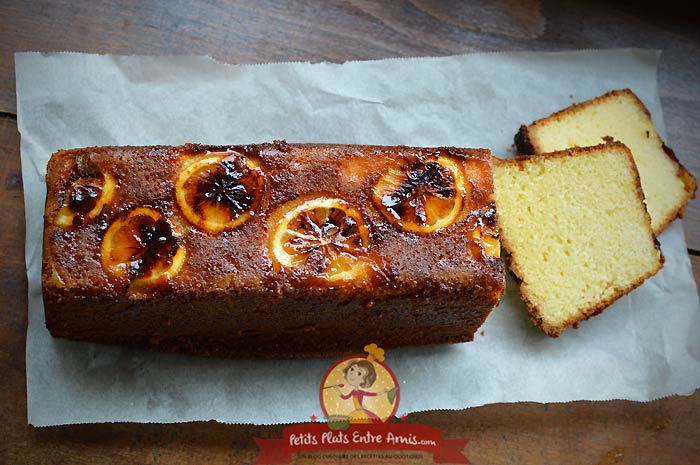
left=515, top=89, right=696, bottom=234
left=493, top=142, right=663, bottom=336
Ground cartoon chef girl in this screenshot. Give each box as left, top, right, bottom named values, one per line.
left=328, top=344, right=392, bottom=424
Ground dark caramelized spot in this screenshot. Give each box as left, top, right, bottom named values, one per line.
left=382, top=161, right=456, bottom=223
left=483, top=203, right=498, bottom=227
left=274, top=139, right=291, bottom=152
left=194, top=155, right=260, bottom=216
left=68, top=179, right=101, bottom=214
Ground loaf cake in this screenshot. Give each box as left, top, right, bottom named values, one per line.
left=515, top=89, right=696, bottom=234
left=42, top=142, right=505, bottom=358
left=492, top=142, right=663, bottom=336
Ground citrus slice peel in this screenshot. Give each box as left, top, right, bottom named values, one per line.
left=373, top=156, right=467, bottom=234
left=270, top=197, right=371, bottom=282
left=175, top=151, right=264, bottom=234
left=55, top=172, right=117, bottom=227
left=101, top=207, right=186, bottom=288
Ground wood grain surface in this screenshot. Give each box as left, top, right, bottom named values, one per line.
left=1, top=1, right=699, bottom=464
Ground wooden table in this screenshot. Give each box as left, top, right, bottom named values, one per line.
left=1, top=1, right=698, bottom=463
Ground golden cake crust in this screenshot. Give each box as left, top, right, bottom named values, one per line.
left=42, top=142, right=505, bottom=358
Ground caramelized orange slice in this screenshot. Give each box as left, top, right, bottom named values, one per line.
left=175, top=151, right=264, bottom=234
left=101, top=207, right=186, bottom=288
left=55, top=172, right=117, bottom=227
left=270, top=197, right=371, bottom=282
left=373, top=156, right=468, bottom=233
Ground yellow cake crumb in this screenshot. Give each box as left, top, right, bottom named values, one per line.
left=493, top=143, right=664, bottom=336
left=516, top=89, right=696, bottom=234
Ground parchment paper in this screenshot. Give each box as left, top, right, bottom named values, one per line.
left=15, top=49, right=700, bottom=427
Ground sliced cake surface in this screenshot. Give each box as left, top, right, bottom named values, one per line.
left=515, top=88, right=696, bottom=234
left=493, top=143, right=663, bottom=336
